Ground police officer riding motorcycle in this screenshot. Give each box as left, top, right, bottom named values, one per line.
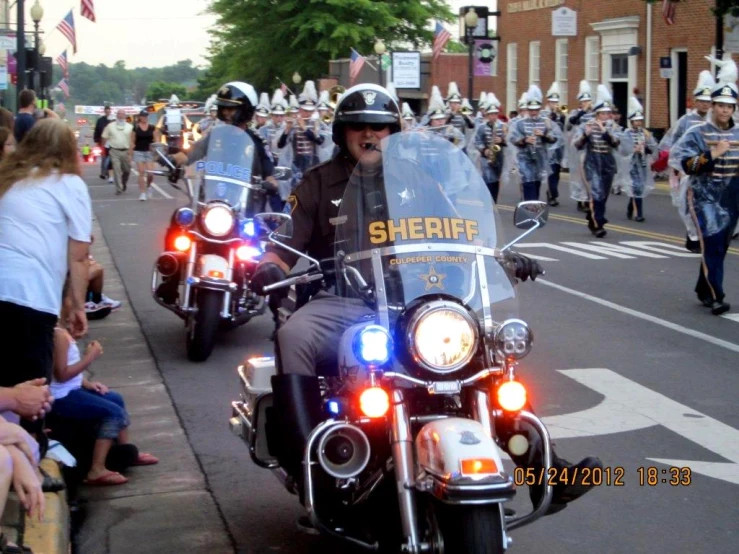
left=152, top=82, right=280, bottom=361
left=234, top=84, right=602, bottom=552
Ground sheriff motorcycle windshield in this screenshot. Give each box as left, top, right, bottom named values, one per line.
left=194, top=125, right=258, bottom=211
left=334, top=132, right=518, bottom=330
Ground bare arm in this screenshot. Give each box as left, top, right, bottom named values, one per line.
left=67, top=238, right=90, bottom=338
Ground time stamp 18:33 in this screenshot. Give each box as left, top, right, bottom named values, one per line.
left=513, top=466, right=693, bottom=487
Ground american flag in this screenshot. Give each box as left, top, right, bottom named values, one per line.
left=432, top=21, right=452, bottom=61
left=81, top=0, right=96, bottom=23
left=57, top=10, right=77, bottom=53
left=662, top=0, right=677, bottom=26
left=349, top=48, right=365, bottom=85
left=56, top=50, right=69, bottom=78
left=58, top=78, right=70, bottom=98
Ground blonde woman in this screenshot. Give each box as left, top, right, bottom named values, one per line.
left=0, top=119, right=92, bottom=389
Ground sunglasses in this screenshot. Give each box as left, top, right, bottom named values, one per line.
left=346, top=122, right=389, bottom=132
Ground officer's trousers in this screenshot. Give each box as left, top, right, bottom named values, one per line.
left=277, top=292, right=373, bottom=376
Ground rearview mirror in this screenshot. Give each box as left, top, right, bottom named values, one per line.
left=254, top=212, right=293, bottom=239
left=514, top=201, right=549, bottom=230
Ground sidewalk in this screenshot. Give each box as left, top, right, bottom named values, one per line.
left=74, top=219, right=233, bottom=553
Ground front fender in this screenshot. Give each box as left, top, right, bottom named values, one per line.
left=415, top=418, right=515, bottom=504
left=196, top=254, right=229, bottom=279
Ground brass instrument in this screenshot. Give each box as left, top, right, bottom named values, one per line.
left=560, top=105, right=568, bottom=114
left=322, top=112, right=333, bottom=124
left=486, top=144, right=501, bottom=164
left=328, top=85, right=346, bottom=111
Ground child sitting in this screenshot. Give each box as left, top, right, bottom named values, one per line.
left=52, top=305, right=157, bottom=486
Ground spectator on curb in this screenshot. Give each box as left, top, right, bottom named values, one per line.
left=93, top=105, right=113, bottom=181
left=14, top=90, right=37, bottom=144
left=102, top=109, right=133, bottom=195
left=85, top=236, right=121, bottom=317
left=52, top=307, right=158, bottom=487
left=0, top=119, right=92, bottom=390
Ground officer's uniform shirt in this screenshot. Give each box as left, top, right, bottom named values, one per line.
left=266, top=155, right=354, bottom=268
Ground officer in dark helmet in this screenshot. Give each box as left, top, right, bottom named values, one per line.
left=250, top=84, right=602, bottom=520
left=156, top=82, right=278, bottom=304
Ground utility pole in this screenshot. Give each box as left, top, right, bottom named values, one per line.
left=16, top=0, right=26, bottom=105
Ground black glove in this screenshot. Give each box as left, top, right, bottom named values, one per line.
left=505, top=252, right=544, bottom=282
left=168, top=165, right=184, bottom=184
left=251, top=262, right=287, bottom=295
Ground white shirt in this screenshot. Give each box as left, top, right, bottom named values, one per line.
left=0, top=172, right=92, bottom=316
left=50, top=335, right=84, bottom=400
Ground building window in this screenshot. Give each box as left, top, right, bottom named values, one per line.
left=585, top=36, right=600, bottom=89
left=555, top=39, right=568, bottom=105
left=529, top=41, right=540, bottom=85
left=611, top=54, right=628, bottom=79
left=507, top=43, right=517, bottom=114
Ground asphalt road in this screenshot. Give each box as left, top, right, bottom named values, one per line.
left=86, top=163, right=739, bottom=554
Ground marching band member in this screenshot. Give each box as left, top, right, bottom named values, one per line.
left=573, top=84, right=620, bottom=238
left=568, top=81, right=595, bottom=211
left=670, top=55, right=739, bottom=315
left=254, top=93, right=271, bottom=129
left=509, top=85, right=557, bottom=201
left=401, top=102, right=417, bottom=129
left=543, top=82, right=566, bottom=206
left=474, top=96, right=507, bottom=203
left=426, top=88, right=465, bottom=145
left=620, top=97, right=657, bottom=222
left=662, top=69, right=716, bottom=251
left=277, top=81, right=325, bottom=193
left=446, top=81, right=475, bottom=137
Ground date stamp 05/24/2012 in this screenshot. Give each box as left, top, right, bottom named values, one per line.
left=513, top=466, right=693, bottom=487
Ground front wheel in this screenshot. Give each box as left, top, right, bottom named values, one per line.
left=186, top=289, right=222, bottom=361
left=431, top=501, right=507, bottom=554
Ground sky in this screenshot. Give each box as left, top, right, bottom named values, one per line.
left=29, top=0, right=216, bottom=68
left=19, top=0, right=495, bottom=69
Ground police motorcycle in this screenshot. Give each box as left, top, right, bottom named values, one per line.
left=230, top=132, right=555, bottom=553
left=150, top=124, right=291, bottom=361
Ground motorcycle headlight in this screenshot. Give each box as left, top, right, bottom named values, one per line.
left=493, top=319, right=532, bottom=360
left=407, top=301, right=478, bottom=374
left=202, top=204, right=234, bottom=237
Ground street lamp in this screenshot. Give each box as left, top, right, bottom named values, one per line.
left=464, top=8, right=479, bottom=102
left=292, top=72, right=302, bottom=85
left=374, top=39, right=386, bottom=87
left=30, top=0, right=44, bottom=96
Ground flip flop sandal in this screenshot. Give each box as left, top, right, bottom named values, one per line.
left=133, top=452, right=159, bottom=466
left=83, top=471, right=128, bottom=486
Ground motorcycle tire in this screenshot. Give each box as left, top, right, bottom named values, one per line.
left=186, top=289, right=222, bottom=362
left=432, top=501, right=506, bottom=554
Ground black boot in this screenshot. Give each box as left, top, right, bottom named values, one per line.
left=268, top=375, right=324, bottom=484
left=503, top=417, right=603, bottom=515
left=626, top=200, right=634, bottom=220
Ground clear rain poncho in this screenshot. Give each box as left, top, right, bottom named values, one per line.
left=507, top=116, right=563, bottom=183
left=618, top=127, right=658, bottom=198
left=668, top=119, right=739, bottom=238
left=573, top=120, right=620, bottom=202
left=566, top=109, right=596, bottom=201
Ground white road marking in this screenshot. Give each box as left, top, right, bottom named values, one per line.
left=560, top=241, right=668, bottom=259
left=547, top=368, right=739, bottom=485
left=515, top=242, right=607, bottom=260
left=720, top=313, right=739, bottom=323
left=620, top=241, right=701, bottom=258
left=538, top=279, right=739, bottom=354
left=130, top=168, right=173, bottom=199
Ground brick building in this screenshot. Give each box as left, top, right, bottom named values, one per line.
left=486, top=0, right=718, bottom=133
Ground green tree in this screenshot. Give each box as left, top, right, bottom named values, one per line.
left=146, top=81, right=188, bottom=101
left=645, top=0, right=739, bottom=17
left=200, top=0, right=455, bottom=93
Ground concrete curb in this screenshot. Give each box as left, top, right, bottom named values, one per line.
left=23, top=459, right=69, bottom=554
left=0, top=458, right=69, bottom=554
